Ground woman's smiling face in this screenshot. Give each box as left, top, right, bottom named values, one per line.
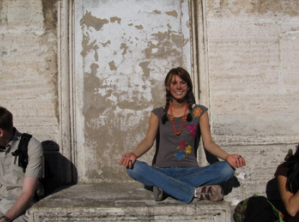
left=167, top=75, right=190, bottom=101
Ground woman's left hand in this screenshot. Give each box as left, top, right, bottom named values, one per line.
left=226, top=154, right=246, bottom=168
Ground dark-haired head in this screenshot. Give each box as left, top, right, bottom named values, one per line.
left=0, top=107, right=13, bottom=132
left=161, top=67, right=195, bottom=124
left=164, top=67, right=193, bottom=93
left=285, top=144, right=299, bottom=193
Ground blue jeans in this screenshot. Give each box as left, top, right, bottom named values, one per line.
left=126, top=160, right=235, bottom=204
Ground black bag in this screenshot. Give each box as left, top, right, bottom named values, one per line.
left=233, top=195, right=284, bottom=222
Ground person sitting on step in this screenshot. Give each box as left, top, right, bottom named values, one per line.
left=119, top=67, right=246, bottom=204
left=275, top=144, right=299, bottom=222
left=0, top=107, right=43, bottom=222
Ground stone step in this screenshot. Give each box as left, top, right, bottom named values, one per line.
left=29, top=183, right=231, bottom=222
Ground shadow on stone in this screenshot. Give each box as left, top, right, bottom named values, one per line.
left=204, top=148, right=240, bottom=195
left=40, top=140, right=77, bottom=199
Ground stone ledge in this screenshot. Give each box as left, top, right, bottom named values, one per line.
left=29, top=183, right=231, bottom=222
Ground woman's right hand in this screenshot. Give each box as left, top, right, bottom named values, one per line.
left=119, top=152, right=137, bottom=169
left=119, top=113, right=159, bottom=169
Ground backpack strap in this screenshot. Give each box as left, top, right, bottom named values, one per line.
left=12, top=133, right=32, bottom=173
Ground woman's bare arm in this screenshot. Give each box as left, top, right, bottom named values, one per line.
left=277, top=175, right=299, bottom=216
left=199, top=112, right=246, bottom=168
left=119, top=113, right=159, bottom=168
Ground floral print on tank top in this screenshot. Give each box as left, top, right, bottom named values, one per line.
left=173, top=107, right=203, bottom=160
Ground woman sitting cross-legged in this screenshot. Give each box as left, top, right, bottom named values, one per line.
left=119, top=67, right=246, bottom=204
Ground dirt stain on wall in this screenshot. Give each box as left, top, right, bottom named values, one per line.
left=120, top=43, right=128, bottom=55
left=80, top=11, right=108, bottom=31
left=145, top=30, right=183, bottom=60
left=109, top=61, right=117, bottom=70
left=41, top=0, right=57, bottom=30
left=135, top=25, right=143, bottom=30
left=81, top=39, right=97, bottom=58
left=110, top=16, right=121, bottom=24
left=139, top=61, right=150, bottom=78
left=166, top=10, right=178, bottom=17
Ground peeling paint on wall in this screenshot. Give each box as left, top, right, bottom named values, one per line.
left=135, top=25, right=143, bottom=30
left=139, top=61, right=150, bottom=79
left=110, top=16, right=121, bottom=24
left=166, top=10, right=178, bottom=17
left=80, top=11, right=108, bottom=31
left=109, top=61, right=117, bottom=70
left=75, top=0, right=191, bottom=182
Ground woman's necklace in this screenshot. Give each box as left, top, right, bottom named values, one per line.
left=169, top=103, right=188, bottom=136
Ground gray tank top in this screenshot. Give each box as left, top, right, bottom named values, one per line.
left=152, top=104, right=208, bottom=168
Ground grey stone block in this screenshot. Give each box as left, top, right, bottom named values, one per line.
left=29, top=183, right=231, bottom=222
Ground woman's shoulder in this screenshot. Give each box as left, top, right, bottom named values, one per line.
left=192, top=104, right=208, bottom=115
left=151, top=106, right=164, bottom=116
left=193, top=104, right=208, bottom=110
left=275, top=162, right=289, bottom=177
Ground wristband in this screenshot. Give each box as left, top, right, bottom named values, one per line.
left=0, top=216, right=10, bottom=222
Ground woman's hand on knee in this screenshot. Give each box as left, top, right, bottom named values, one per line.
left=119, top=152, right=137, bottom=168
left=226, top=154, right=246, bottom=168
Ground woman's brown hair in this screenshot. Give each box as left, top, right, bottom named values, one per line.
left=161, top=67, right=195, bottom=124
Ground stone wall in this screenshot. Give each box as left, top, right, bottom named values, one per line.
left=0, top=0, right=299, bottom=209
left=201, top=0, right=299, bottom=205
left=0, top=0, right=59, bottom=142
left=0, top=0, right=70, bottom=186
left=73, top=0, right=193, bottom=183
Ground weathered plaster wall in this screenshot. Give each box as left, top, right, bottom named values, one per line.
left=202, top=0, right=299, bottom=206
left=1, top=0, right=299, bottom=212
left=0, top=0, right=59, bottom=142
left=74, top=0, right=192, bottom=183
left=206, top=0, right=299, bottom=145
